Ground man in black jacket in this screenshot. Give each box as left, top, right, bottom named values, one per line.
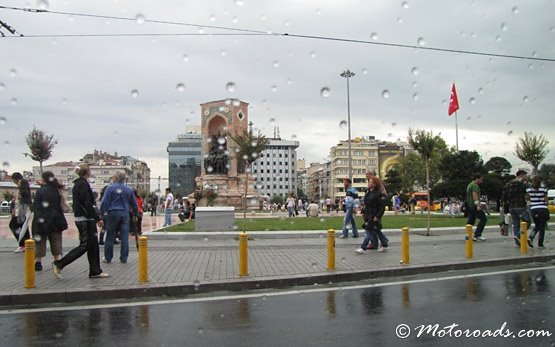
left=502, top=170, right=530, bottom=247
left=52, top=164, right=108, bottom=279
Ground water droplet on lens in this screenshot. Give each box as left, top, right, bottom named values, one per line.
left=362, top=68, right=368, bottom=75
left=9, top=69, right=17, bottom=77
left=522, top=96, right=529, bottom=103
left=131, top=89, right=139, bottom=98
left=397, top=17, right=403, bottom=23
left=507, top=130, right=513, bottom=136
left=370, top=32, right=378, bottom=40
left=391, top=122, right=397, bottom=127
left=417, top=37, right=426, bottom=46
left=501, top=22, right=508, bottom=31
left=381, top=90, right=390, bottom=98
left=512, top=6, right=519, bottom=14
left=401, top=1, right=409, bottom=9
left=469, top=97, right=476, bottom=104
left=311, top=262, right=317, bottom=269
left=339, top=120, right=347, bottom=129
left=220, top=50, right=227, bottom=57
left=412, top=93, right=419, bottom=101
left=37, top=0, right=49, bottom=10
left=226, top=82, right=236, bottom=93
left=411, top=67, right=419, bottom=75
left=270, top=85, right=278, bottom=92
left=310, top=51, right=316, bottom=58
left=42, top=201, right=50, bottom=208
left=135, top=14, right=146, bottom=24
left=0, top=116, right=7, bottom=125
left=2, top=161, right=9, bottom=169
left=273, top=60, right=280, bottom=68
left=320, top=87, right=331, bottom=98
left=176, top=83, right=186, bottom=92
left=478, top=88, right=484, bottom=94
left=197, top=327, right=204, bottom=334
left=182, top=54, right=189, bottom=62
left=235, top=0, right=244, bottom=6
left=10, top=98, right=17, bottom=106
left=207, top=166, right=214, bottom=173
left=0, top=83, right=4, bottom=91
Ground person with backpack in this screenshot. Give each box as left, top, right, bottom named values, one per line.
left=502, top=170, right=531, bottom=247
left=465, top=173, right=488, bottom=241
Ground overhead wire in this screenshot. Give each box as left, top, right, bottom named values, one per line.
left=0, top=5, right=554, bottom=62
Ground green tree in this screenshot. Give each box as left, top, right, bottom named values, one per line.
left=384, top=167, right=403, bottom=195
left=514, top=132, right=549, bottom=174
left=2, top=191, right=15, bottom=202
left=538, top=163, right=555, bottom=188
left=229, top=127, right=269, bottom=226
left=439, top=150, right=484, bottom=181
left=484, top=156, right=512, bottom=175
left=408, top=128, right=445, bottom=235
left=270, top=194, right=284, bottom=206
left=25, top=126, right=58, bottom=174
left=296, top=187, right=307, bottom=201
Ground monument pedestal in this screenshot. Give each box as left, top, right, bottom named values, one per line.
left=195, top=174, right=258, bottom=209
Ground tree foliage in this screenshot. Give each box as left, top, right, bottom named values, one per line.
left=538, top=163, right=555, bottom=188
left=407, top=128, right=447, bottom=235
left=25, top=126, right=58, bottom=173
left=514, top=132, right=549, bottom=173
left=439, top=150, right=484, bottom=182
left=384, top=167, right=403, bottom=195
left=484, top=156, right=512, bottom=175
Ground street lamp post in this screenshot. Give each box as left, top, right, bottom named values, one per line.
left=340, top=69, right=355, bottom=182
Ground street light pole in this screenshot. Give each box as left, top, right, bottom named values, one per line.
left=340, top=69, right=355, bottom=182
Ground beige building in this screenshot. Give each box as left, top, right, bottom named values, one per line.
left=329, top=136, right=380, bottom=200
left=33, top=151, right=151, bottom=203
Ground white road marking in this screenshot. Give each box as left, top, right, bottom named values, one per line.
left=2, top=265, right=554, bottom=314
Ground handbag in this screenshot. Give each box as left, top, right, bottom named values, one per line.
left=59, top=189, right=70, bottom=213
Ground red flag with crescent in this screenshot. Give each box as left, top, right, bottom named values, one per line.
left=448, top=83, right=459, bottom=116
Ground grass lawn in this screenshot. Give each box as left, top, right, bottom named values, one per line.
left=162, top=213, right=500, bottom=232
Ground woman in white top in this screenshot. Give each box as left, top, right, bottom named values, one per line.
left=526, top=175, right=549, bottom=248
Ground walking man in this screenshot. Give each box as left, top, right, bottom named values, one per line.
left=339, top=178, right=359, bottom=239
left=162, top=187, right=174, bottom=227
left=100, top=170, right=138, bottom=263
left=502, top=169, right=530, bottom=247
left=465, top=173, right=487, bottom=241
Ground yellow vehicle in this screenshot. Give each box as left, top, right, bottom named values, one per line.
left=548, top=189, right=555, bottom=214
left=412, top=192, right=430, bottom=211
left=432, top=200, right=442, bottom=212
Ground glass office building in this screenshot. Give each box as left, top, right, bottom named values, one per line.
left=167, top=131, right=202, bottom=197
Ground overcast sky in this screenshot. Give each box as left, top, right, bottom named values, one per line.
left=1, top=0, right=554, bottom=188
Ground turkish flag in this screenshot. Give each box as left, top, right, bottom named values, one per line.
left=448, top=83, right=459, bottom=116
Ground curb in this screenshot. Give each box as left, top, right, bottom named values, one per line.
left=2, top=254, right=553, bottom=308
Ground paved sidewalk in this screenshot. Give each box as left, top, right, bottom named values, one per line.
left=0, top=225, right=553, bottom=307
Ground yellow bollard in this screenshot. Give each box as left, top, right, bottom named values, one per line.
left=465, top=224, right=473, bottom=259
left=239, top=232, right=248, bottom=276
left=401, top=227, right=410, bottom=264
left=24, top=239, right=36, bottom=289
left=327, top=229, right=335, bottom=270
left=138, top=236, right=149, bottom=283
left=520, top=221, right=528, bottom=255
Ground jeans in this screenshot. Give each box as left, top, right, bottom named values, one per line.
left=509, top=207, right=531, bottom=239
left=9, top=217, right=30, bottom=247
left=342, top=207, right=359, bottom=237
left=530, top=208, right=549, bottom=246
left=105, top=211, right=130, bottom=263
left=56, top=220, right=102, bottom=276
left=466, top=205, right=487, bottom=237
left=361, top=220, right=388, bottom=249
left=287, top=206, right=294, bottom=217
left=163, top=208, right=172, bottom=226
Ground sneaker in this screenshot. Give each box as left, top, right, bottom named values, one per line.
left=472, top=237, right=477, bottom=241
left=527, top=239, right=534, bottom=248
left=89, top=272, right=109, bottom=278
left=35, top=262, right=42, bottom=271
left=378, top=246, right=386, bottom=252
left=338, top=235, right=348, bottom=239
left=476, top=236, right=487, bottom=241
left=354, top=248, right=365, bottom=254
left=102, top=257, right=111, bottom=263
left=514, top=237, right=521, bottom=247
left=51, top=262, right=62, bottom=279
left=14, top=246, right=25, bottom=253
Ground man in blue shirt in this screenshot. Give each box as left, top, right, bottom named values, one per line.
left=100, top=170, right=138, bottom=264
left=339, top=178, right=359, bottom=239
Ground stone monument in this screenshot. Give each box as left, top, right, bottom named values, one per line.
left=194, top=99, right=258, bottom=208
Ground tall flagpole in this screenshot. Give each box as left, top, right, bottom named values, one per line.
left=455, top=111, right=459, bottom=152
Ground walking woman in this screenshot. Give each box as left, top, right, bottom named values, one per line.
left=9, top=172, right=32, bottom=253
left=32, top=171, right=68, bottom=271
left=52, top=164, right=108, bottom=279
left=526, top=175, right=549, bottom=248
left=356, top=176, right=389, bottom=253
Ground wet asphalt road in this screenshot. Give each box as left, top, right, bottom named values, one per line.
left=0, top=266, right=553, bottom=347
